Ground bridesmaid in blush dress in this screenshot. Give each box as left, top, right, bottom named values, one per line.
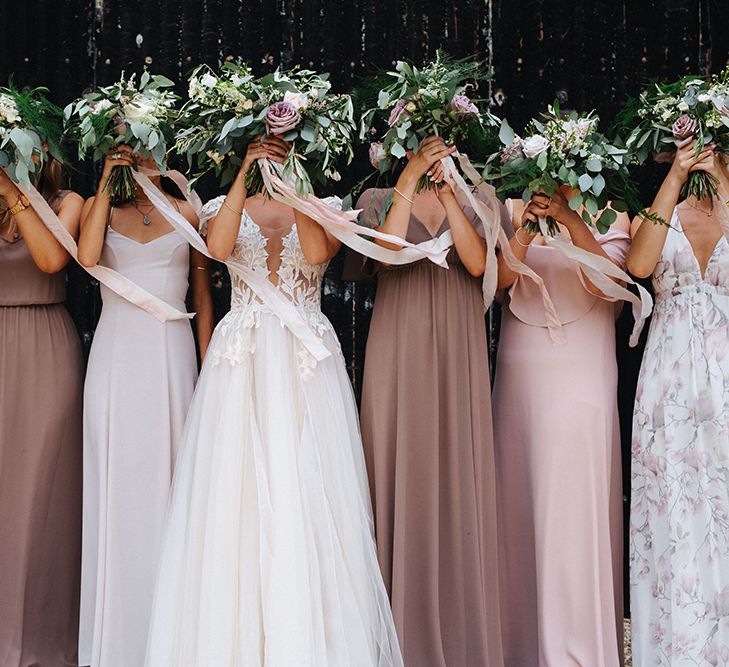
left=345, top=136, right=504, bottom=667
left=0, top=158, right=85, bottom=667
left=77, top=147, right=213, bottom=667
left=493, top=189, right=629, bottom=667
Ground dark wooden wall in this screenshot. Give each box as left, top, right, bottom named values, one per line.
left=2, top=0, right=729, bottom=609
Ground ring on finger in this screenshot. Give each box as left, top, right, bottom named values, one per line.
left=112, top=153, right=122, bottom=160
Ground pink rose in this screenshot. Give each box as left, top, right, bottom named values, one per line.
left=672, top=114, right=698, bottom=140
left=113, top=115, right=129, bottom=137
left=388, top=99, right=408, bottom=127
left=368, top=142, right=387, bottom=169
left=449, top=93, right=479, bottom=116
left=265, top=101, right=301, bottom=135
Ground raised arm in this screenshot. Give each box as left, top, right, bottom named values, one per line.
left=207, top=137, right=286, bottom=260
left=626, top=138, right=724, bottom=278
left=377, top=136, right=456, bottom=250
left=78, top=146, right=135, bottom=267
left=294, top=207, right=341, bottom=265
left=176, top=199, right=214, bottom=360
left=426, top=159, right=487, bottom=277
left=0, top=168, right=83, bottom=273
left=497, top=199, right=535, bottom=290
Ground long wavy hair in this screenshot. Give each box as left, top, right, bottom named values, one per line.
left=1, top=155, right=68, bottom=238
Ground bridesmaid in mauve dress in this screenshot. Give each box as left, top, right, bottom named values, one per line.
left=0, top=159, right=85, bottom=667
left=76, top=148, right=213, bottom=667
left=493, top=190, right=629, bottom=667
left=345, top=136, right=504, bottom=667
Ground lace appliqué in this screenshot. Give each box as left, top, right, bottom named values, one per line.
left=202, top=198, right=332, bottom=378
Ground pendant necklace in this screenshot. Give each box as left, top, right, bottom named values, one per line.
left=133, top=200, right=154, bottom=226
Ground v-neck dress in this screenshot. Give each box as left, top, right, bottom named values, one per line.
left=630, top=208, right=729, bottom=665
left=343, top=187, right=505, bottom=667
left=79, top=225, right=198, bottom=667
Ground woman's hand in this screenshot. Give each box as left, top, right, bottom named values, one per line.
left=99, top=144, right=135, bottom=194
left=238, top=135, right=290, bottom=180
left=399, top=136, right=456, bottom=190
left=428, top=161, right=455, bottom=198
left=526, top=190, right=582, bottom=229
left=667, top=138, right=713, bottom=186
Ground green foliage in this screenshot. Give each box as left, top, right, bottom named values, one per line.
left=175, top=63, right=356, bottom=196
left=0, top=81, right=66, bottom=185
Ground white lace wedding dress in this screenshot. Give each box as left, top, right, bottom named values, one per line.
left=144, top=196, right=402, bottom=667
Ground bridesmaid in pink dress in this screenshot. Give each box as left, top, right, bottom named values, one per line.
left=493, top=189, right=629, bottom=667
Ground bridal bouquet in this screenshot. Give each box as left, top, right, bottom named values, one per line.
left=487, top=103, right=649, bottom=234
left=64, top=71, right=178, bottom=202
left=0, top=83, right=65, bottom=185
left=615, top=71, right=729, bottom=200
left=360, top=51, right=499, bottom=189
left=175, top=63, right=356, bottom=195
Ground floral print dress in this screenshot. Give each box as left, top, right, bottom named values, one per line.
left=631, top=207, right=729, bottom=666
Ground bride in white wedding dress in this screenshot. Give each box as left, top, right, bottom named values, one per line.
left=144, top=137, right=402, bottom=666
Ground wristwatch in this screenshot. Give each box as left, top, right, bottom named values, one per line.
left=8, top=194, right=30, bottom=217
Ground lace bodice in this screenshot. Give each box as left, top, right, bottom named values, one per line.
left=199, top=196, right=335, bottom=372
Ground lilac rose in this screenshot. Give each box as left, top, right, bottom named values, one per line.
left=672, top=114, right=698, bottom=140
left=450, top=93, right=479, bottom=116
left=500, top=137, right=524, bottom=164
left=388, top=99, right=409, bottom=127
left=265, top=101, right=301, bottom=135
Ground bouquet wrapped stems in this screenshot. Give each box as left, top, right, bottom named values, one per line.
left=684, top=170, right=719, bottom=201
left=103, top=164, right=138, bottom=202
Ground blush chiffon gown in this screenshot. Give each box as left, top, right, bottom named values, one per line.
left=79, top=223, right=198, bottom=667
left=344, top=188, right=504, bottom=667
left=143, top=197, right=402, bottom=666
left=0, top=192, right=84, bottom=667
left=493, top=208, right=629, bottom=667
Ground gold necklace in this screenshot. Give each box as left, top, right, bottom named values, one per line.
left=685, top=198, right=714, bottom=217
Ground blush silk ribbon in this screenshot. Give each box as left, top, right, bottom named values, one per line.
left=536, top=215, right=653, bottom=347
left=260, top=154, right=569, bottom=344
left=130, top=168, right=332, bottom=362
left=10, top=170, right=193, bottom=323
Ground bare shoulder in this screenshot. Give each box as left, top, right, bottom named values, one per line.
left=58, top=191, right=84, bottom=209
left=175, top=198, right=200, bottom=229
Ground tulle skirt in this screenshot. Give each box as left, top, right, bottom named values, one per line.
left=145, top=310, right=402, bottom=666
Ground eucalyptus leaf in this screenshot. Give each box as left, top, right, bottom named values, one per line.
left=578, top=173, right=594, bottom=191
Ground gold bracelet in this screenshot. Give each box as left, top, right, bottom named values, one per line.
left=8, top=195, right=30, bottom=217
left=192, top=266, right=207, bottom=271
left=223, top=199, right=243, bottom=216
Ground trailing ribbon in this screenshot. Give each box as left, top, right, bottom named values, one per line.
left=258, top=160, right=453, bottom=267
left=10, top=170, right=192, bottom=323
left=439, top=152, right=567, bottom=343
left=537, top=216, right=652, bottom=347
left=131, top=168, right=332, bottom=362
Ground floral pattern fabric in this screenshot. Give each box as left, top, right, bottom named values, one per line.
left=631, top=208, right=729, bottom=666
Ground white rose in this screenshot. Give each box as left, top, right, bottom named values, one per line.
left=94, top=99, right=113, bottom=113
left=522, top=134, right=550, bottom=158
left=678, top=100, right=689, bottom=112
left=283, top=90, right=309, bottom=110
left=123, top=97, right=155, bottom=123
left=201, top=72, right=217, bottom=89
